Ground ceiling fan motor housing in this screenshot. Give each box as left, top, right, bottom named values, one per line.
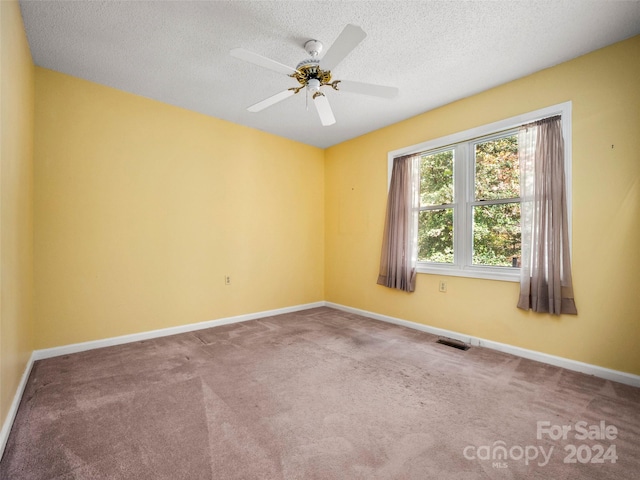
left=293, top=59, right=332, bottom=90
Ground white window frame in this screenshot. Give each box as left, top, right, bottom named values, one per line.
left=387, top=102, right=572, bottom=282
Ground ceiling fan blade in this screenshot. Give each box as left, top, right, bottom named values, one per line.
left=320, top=24, right=366, bottom=71
left=335, top=80, right=399, bottom=99
left=230, top=48, right=298, bottom=76
left=247, top=89, right=295, bottom=112
left=313, top=93, right=336, bottom=126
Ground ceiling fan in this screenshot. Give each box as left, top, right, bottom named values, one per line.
left=230, top=24, right=399, bottom=126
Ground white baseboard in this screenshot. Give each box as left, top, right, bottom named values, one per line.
left=326, top=302, right=640, bottom=388
left=0, top=351, right=36, bottom=459
left=33, top=301, right=325, bottom=360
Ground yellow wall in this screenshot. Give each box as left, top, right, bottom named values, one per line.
left=0, top=0, right=35, bottom=429
left=325, top=35, right=640, bottom=375
left=33, top=68, right=325, bottom=348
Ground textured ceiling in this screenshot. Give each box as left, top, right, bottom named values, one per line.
left=19, top=0, right=640, bottom=148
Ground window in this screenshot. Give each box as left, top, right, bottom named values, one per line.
left=417, top=133, right=521, bottom=269
left=388, top=102, right=571, bottom=282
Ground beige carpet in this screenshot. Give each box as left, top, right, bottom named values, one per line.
left=1, top=307, right=639, bottom=479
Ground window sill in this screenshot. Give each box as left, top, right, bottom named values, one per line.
left=416, top=264, right=520, bottom=282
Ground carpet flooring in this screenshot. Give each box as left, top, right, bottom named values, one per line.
left=1, top=307, right=639, bottom=479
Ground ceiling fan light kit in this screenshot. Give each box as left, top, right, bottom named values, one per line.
left=230, top=24, right=398, bottom=126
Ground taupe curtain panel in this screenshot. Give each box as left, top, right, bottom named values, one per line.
left=518, top=116, right=578, bottom=315
left=377, top=154, right=419, bottom=292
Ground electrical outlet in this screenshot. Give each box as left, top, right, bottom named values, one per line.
left=439, top=280, right=447, bottom=293
left=225, top=275, right=231, bottom=286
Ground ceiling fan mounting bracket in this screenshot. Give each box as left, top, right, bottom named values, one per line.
left=303, top=39, right=323, bottom=57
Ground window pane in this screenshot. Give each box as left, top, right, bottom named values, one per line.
left=475, top=135, right=519, bottom=200
left=418, top=209, right=454, bottom=263
left=420, top=150, right=453, bottom=206
left=472, top=203, right=521, bottom=267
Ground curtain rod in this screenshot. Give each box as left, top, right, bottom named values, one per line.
left=395, top=113, right=561, bottom=160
